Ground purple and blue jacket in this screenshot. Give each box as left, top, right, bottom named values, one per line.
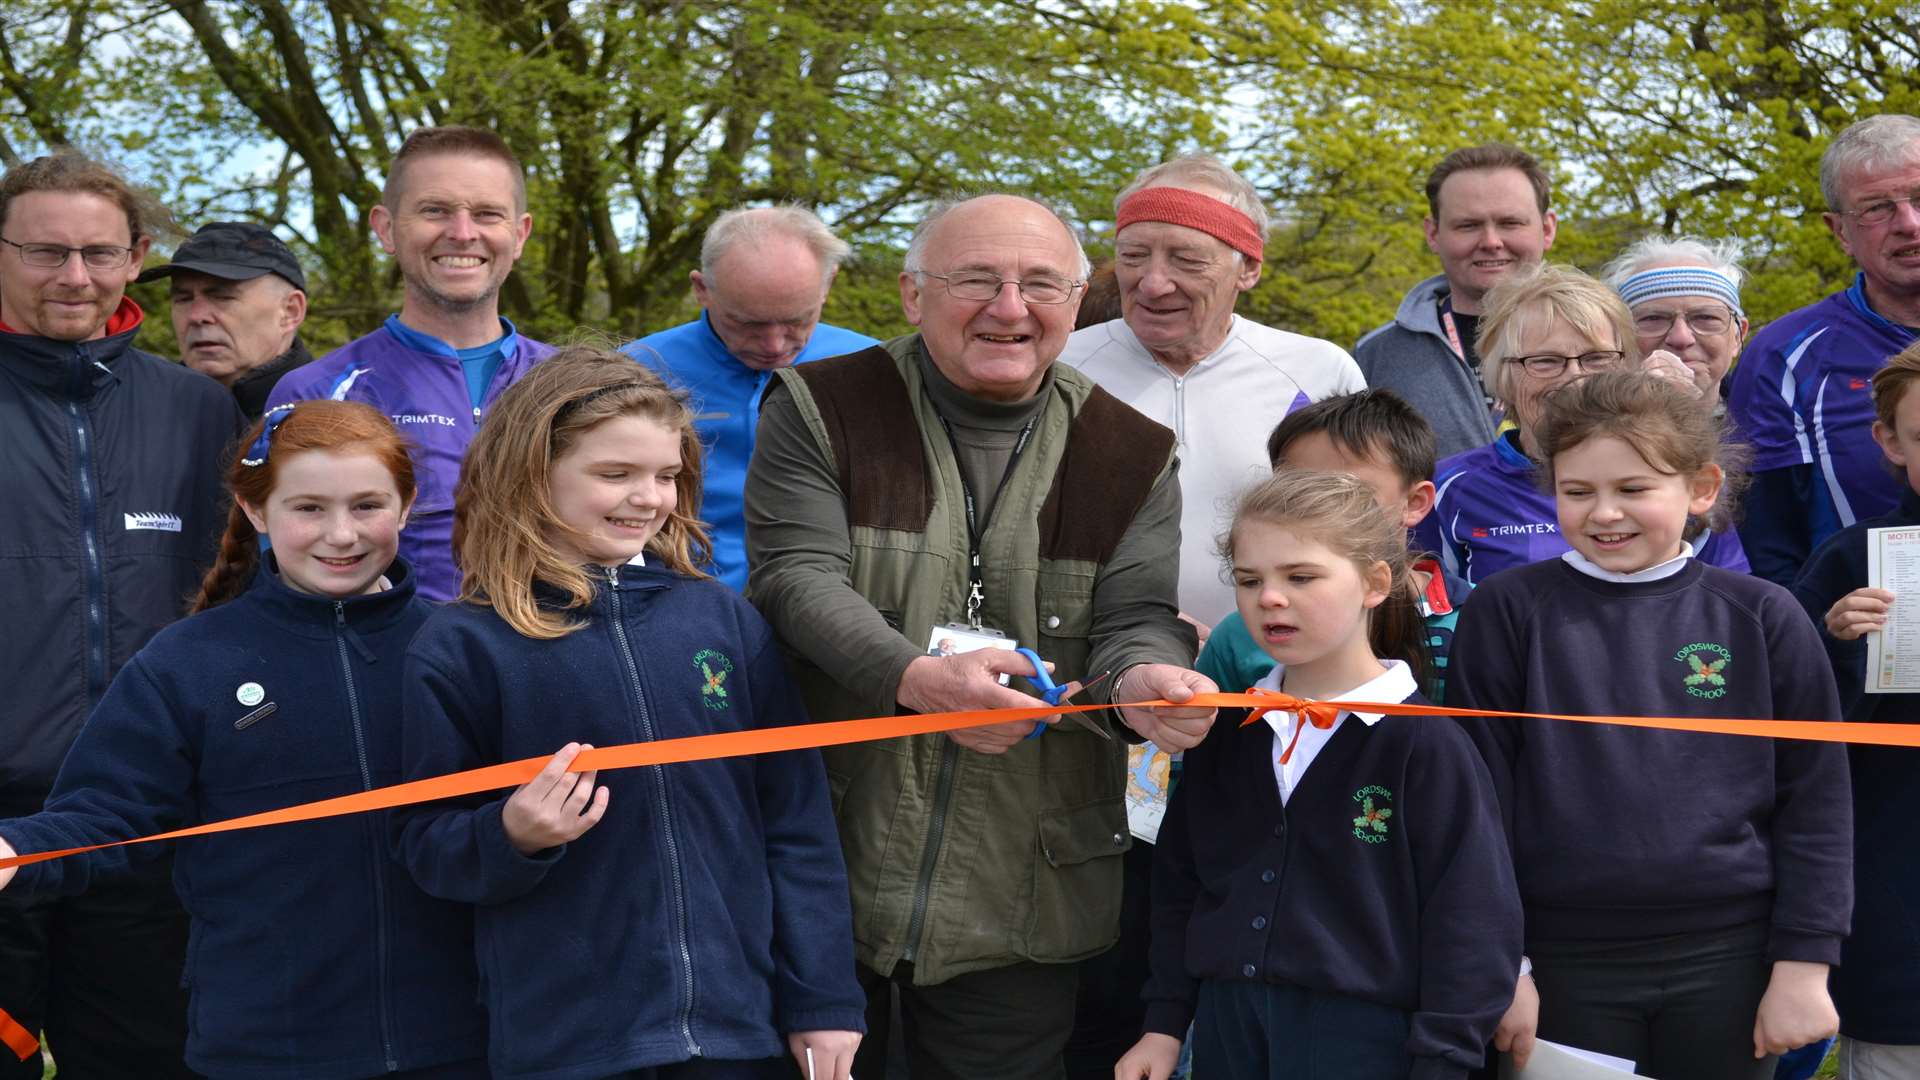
left=266, top=317, right=555, bottom=600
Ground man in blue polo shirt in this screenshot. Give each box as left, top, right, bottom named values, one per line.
left=267, top=125, right=553, bottom=600
left=1728, top=114, right=1920, bottom=586
left=626, top=205, right=875, bottom=589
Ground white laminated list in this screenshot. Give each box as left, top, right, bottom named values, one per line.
left=1866, top=525, right=1920, bottom=693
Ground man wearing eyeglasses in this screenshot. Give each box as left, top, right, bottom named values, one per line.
left=623, top=206, right=876, bottom=590
left=745, top=193, right=1216, bottom=1080
left=1728, top=114, right=1920, bottom=587
left=0, top=152, right=240, bottom=1079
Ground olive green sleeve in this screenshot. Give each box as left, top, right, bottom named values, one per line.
left=744, top=382, right=925, bottom=717
left=1087, top=456, right=1200, bottom=704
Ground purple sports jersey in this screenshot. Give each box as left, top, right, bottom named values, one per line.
left=1726, top=274, right=1914, bottom=537
left=1413, top=433, right=1750, bottom=583
left=266, top=320, right=555, bottom=601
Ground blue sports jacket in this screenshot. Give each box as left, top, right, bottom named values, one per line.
left=0, top=560, right=485, bottom=1078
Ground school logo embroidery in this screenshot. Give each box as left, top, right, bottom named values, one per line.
left=123, top=512, right=182, bottom=533
left=694, top=649, right=735, bottom=711
left=1351, top=785, right=1393, bottom=844
left=1674, top=642, right=1732, bottom=699
left=1849, top=377, right=1869, bottom=391
left=1471, top=527, right=1489, bottom=538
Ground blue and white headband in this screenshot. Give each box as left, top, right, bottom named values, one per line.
left=240, top=403, right=299, bottom=467
left=1616, top=266, right=1743, bottom=318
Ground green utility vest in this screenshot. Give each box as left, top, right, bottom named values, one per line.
left=774, top=336, right=1177, bottom=984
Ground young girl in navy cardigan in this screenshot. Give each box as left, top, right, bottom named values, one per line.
left=0, top=401, right=487, bottom=1078
left=1117, top=469, right=1520, bottom=1080
left=1450, top=370, right=1850, bottom=1080
left=396, top=346, right=865, bottom=1080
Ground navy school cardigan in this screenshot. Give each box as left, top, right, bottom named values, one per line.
left=1143, top=692, right=1522, bottom=1080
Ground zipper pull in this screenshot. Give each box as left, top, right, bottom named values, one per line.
left=335, top=601, right=346, bottom=627
left=473, top=406, right=482, bottom=423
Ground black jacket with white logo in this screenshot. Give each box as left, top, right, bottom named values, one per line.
left=0, top=300, right=243, bottom=814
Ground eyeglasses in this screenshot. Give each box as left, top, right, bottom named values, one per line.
left=1514, top=350, right=1626, bottom=377
left=1840, top=194, right=1920, bottom=227
left=0, top=237, right=138, bottom=270
left=1633, top=307, right=1734, bottom=337
left=914, top=270, right=1083, bottom=305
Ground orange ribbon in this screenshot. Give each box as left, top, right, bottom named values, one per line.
left=0, top=1005, right=34, bottom=1062
left=3, top=692, right=1917, bottom=877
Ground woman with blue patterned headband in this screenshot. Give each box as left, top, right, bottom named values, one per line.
left=1603, top=235, right=1752, bottom=401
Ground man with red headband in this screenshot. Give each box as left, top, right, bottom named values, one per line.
left=1063, top=153, right=1363, bottom=631
left=1057, top=153, right=1362, bottom=1080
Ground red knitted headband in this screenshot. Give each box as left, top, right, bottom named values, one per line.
left=1114, top=186, right=1265, bottom=262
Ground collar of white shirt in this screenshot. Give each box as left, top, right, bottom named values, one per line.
left=1254, top=658, right=1419, bottom=803
left=1254, top=657, right=1419, bottom=730
left=625, top=551, right=648, bottom=567
left=1560, top=541, right=1693, bottom=584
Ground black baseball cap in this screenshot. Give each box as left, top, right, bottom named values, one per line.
left=137, top=221, right=306, bottom=291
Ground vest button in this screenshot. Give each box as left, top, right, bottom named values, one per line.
left=1260, top=869, right=1276, bottom=883
left=1112, top=832, right=1126, bottom=847
left=1251, top=916, right=1268, bottom=930
left=1241, top=963, right=1257, bottom=978
left=1046, top=614, right=1061, bottom=629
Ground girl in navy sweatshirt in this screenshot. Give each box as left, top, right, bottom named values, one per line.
left=396, top=347, right=865, bottom=1080
left=1118, top=470, right=1521, bottom=1080
left=0, top=401, right=487, bottom=1078
left=1450, top=370, right=1850, bottom=1080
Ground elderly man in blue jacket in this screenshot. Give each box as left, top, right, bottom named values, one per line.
left=626, top=205, right=876, bottom=589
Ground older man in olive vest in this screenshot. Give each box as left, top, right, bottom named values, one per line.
left=745, top=193, right=1216, bottom=1080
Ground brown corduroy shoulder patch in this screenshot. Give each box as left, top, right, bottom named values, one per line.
left=1038, top=386, right=1176, bottom=563
left=790, top=347, right=932, bottom=530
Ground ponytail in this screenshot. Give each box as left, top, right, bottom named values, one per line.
left=1368, top=569, right=1433, bottom=697
left=190, top=502, right=263, bottom=614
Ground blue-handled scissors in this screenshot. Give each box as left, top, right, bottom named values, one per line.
left=1014, top=647, right=1113, bottom=739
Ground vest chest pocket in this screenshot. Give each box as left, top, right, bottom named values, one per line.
left=1026, top=797, right=1131, bottom=960
left=1035, top=582, right=1094, bottom=680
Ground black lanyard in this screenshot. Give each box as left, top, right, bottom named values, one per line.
left=937, top=414, right=1037, bottom=629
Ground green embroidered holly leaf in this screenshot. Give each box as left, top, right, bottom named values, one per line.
left=1368, top=808, right=1392, bottom=831
left=1685, top=672, right=1708, bottom=686
left=702, top=662, right=728, bottom=698
left=1704, top=657, right=1728, bottom=675
left=1689, top=654, right=1709, bottom=675
left=1353, top=814, right=1371, bottom=829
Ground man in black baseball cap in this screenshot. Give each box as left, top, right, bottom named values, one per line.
left=139, top=221, right=311, bottom=418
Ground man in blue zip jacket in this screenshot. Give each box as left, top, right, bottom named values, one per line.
left=0, top=151, right=241, bottom=1079
left=268, top=126, right=555, bottom=600
left=625, top=205, right=877, bottom=589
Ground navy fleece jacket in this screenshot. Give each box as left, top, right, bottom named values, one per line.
left=1794, top=486, right=1920, bottom=1044
left=0, top=561, right=484, bottom=1079
left=1450, top=558, right=1852, bottom=961
left=397, top=561, right=865, bottom=1080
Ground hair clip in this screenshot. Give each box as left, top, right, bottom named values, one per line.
left=241, top=403, right=298, bottom=467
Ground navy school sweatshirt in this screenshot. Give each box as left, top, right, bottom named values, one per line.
left=1144, top=691, right=1522, bottom=1080
left=1793, top=486, right=1920, bottom=1044
left=396, top=560, right=866, bottom=1080
left=1448, top=558, right=1852, bottom=961
left=0, top=560, right=485, bottom=1079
